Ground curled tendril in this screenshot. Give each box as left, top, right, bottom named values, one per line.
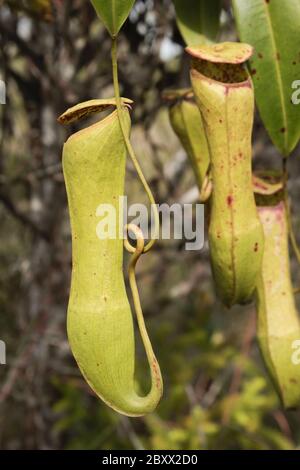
left=124, top=223, right=162, bottom=395
left=111, top=37, right=163, bottom=408
left=199, top=170, right=213, bottom=203
left=124, top=223, right=145, bottom=257
left=111, top=37, right=159, bottom=254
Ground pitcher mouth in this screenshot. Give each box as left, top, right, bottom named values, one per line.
left=58, top=98, right=133, bottom=143
left=190, top=67, right=252, bottom=91
left=58, top=98, right=133, bottom=125
left=187, top=42, right=253, bottom=86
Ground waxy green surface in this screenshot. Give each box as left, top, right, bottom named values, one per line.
left=188, top=43, right=264, bottom=306
left=61, top=104, right=162, bottom=416
left=257, top=202, right=300, bottom=409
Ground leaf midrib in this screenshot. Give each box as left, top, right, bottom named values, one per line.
left=111, top=0, right=117, bottom=34
left=261, top=0, right=288, bottom=151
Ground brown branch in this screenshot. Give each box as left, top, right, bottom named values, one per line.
left=0, top=190, right=50, bottom=241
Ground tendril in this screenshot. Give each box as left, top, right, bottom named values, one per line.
left=111, top=35, right=162, bottom=397
left=124, top=224, right=162, bottom=391
left=111, top=37, right=159, bottom=254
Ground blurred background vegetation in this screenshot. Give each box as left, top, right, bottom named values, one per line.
left=0, top=0, right=299, bottom=450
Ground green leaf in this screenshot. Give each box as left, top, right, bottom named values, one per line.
left=233, top=0, right=300, bottom=156
left=173, top=0, right=221, bottom=46
left=91, top=0, right=135, bottom=37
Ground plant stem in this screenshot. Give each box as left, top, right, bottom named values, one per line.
left=111, top=36, right=159, bottom=253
